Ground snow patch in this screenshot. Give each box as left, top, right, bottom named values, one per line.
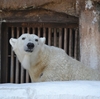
left=93, top=10, right=97, bottom=15
left=85, top=0, right=93, bottom=10
left=76, top=0, right=79, bottom=8
left=0, top=81, right=100, bottom=99
left=92, top=17, right=97, bottom=24
left=92, top=10, right=99, bottom=24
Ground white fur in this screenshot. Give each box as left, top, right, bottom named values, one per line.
left=9, top=33, right=100, bottom=82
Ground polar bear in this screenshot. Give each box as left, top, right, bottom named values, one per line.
left=9, top=33, right=100, bottom=82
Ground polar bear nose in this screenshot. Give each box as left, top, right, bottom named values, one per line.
left=27, top=43, right=34, bottom=49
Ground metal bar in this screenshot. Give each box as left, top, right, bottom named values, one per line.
left=54, top=28, right=57, bottom=46
left=38, top=27, right=40, bottom=37
left=26, top=27, right=30, bottom=83
left=74, top=29, right=78, bottom=59
left=32, top=27, right=35, bottom=34
left=69, top=28, right=72, bottom=56
left=20, top=27, right=24, bottom=83
left=77, top=29, right=80, bottom=60
left=27, top=27, right=29, bottom=33
left=15, top=27, right=20, bottom=83
left=1, top=24, right=8, bottom=83
left=43, top=28, right=46, bottom=37
left=10, top=27, right=14, bottom=83
left=59, top=28, right=62, bottom=48
left=48, top=28, right=51, bottom=45
left=64, top=28, right=67, bottom=52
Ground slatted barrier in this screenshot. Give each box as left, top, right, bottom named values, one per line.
left=1, top=22, right=79, bottom=83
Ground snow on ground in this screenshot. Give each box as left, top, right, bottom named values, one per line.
left=0, top=81, right=100, bottom=99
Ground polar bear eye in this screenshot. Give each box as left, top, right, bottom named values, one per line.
left=22, top=37, right=26, bottom=40
left=35, top=39, right=38, bottom=42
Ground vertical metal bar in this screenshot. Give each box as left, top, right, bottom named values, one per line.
left=15, top=27, right=20, bottom=83
left=59, top=28, right=62, bottom=48
left=64, top=28, right=67, bottom=52
left=74, top=29, right=77, bottom=59
left=48, top=28, right=51, bottom=46
left=75, top=29, right=79, bottom=60
left=38, top=27, right=40, bottom=37
left=26, top=27, right=30, bottom=83
left=27, top=27, right=29, bottom=34
left=10, top=27, right=14, bottom=83
left=43, top=28, right=46, bottom=38
left=77, top=30, right=80, bottom=60
left=69, top=28, right=72, bottom=56
left=20, top=27, right=24, bottom=83
left=32, top=27, right=35, bottom=34
left=1, top=24, right=8, bottom=83
left=54, top=28, right=57, bottom=46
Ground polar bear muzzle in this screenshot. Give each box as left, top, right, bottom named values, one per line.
left=25, top=42, right=34, bottom=52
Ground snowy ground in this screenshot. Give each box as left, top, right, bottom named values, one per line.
left=0, top=81, right=100, bottom=99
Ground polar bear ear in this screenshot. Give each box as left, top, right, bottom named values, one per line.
left=9, top=38, right=17, bottom=48
left=40, top=37, right=46, bottom=44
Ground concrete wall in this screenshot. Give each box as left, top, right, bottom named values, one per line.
left=0, top=0, right=78, bottom=17
left=80, top=1, right=100, bottom=70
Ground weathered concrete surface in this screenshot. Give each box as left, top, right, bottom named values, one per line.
left=0, top=0, right=78, bottom=16
left=80, top=9, right=100, bottom=70
left=0, top=0, right=99, bottom=17
left=0, top=0, right=75, bottom=9
left=0, top=9, right=78, bottom=23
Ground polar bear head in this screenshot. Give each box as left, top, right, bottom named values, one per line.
left=10, top=33, right=45, bottom=53
left=9, top=33, right=45, bottom=69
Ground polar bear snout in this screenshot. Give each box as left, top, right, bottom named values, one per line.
left=24, top=42, right=34, bottom=53
left=27, top=43, right=34, bottom=49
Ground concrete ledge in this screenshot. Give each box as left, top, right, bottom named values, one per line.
left=0, top=81, right=100, bottom=99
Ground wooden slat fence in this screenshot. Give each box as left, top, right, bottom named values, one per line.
left=1, top=22, right=79, bottom=83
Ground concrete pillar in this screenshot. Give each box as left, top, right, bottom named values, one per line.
left=80, top=8, right=100, bottom=70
